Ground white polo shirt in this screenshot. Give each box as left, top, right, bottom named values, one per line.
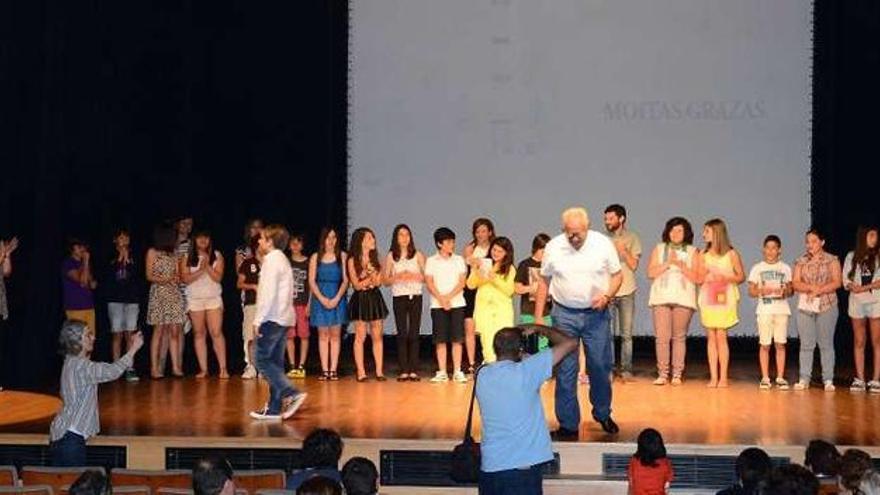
left=540, top=232, right=622, bottom=309
left=424, top=253, right=467, bottom=309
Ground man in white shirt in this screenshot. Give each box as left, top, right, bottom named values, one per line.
left=250, top=225, right=306, bottom=420
left=535, top=207, right=623, bottom=437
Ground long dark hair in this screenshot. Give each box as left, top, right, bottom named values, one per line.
left=487, top=236, right=514, bottom=276
left=633, top=428, right=667, bottom=467
left=152, top=221, right=177, bottom=253
left=470, top=217, right=496, bottom=247
left=849, top=226, right=879, bottom=280
left=188, top=230, right=217, bottom=267
left=317, top=227, right=343, bottom=267
left=350, top=227, right=380, bottom=276
left=390, top=224, right=417, bottom=262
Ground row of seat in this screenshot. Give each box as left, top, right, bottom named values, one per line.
left=0, top=466, right=286, bottom=495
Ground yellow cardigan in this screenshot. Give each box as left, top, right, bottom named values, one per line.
left=466, top=266, right=516, bottom=328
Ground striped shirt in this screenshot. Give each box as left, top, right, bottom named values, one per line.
left=49, top=354, right=132, bottom=442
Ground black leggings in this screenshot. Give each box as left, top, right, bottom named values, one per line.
left=393, top=295, right=422, bottom=373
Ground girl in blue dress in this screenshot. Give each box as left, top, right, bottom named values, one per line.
left=308, top=227, right=349, bottom=380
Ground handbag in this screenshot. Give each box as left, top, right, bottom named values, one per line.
left=450, top=366, right=482, bottom=483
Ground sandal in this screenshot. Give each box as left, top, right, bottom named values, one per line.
left=356, top=375, right=369, bottom=383
left=318, top=371, right=330, bottom=381
left=376, top=375, right=387, bottom=382
left=329, top=371, right=339, bottom=381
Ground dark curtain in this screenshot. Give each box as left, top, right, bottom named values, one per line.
left=0, top=0, right=349, bottom=389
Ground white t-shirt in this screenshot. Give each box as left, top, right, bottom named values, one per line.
left=540, top=231, right=622, bottom=309
left=747, top=261, right=792, bottom=315
left=424, top=253, right=467, bottom=309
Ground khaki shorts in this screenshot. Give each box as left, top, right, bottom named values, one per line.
left=242, top=304, right=257, bottom=342
left=757, top=313, right=788, bottom=346
left=188, top=296, right=223, bottom=313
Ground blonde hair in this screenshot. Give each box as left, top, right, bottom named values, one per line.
left=704, top=218, right=733, bottom=255
left=561, top=207, right=590, bottom=227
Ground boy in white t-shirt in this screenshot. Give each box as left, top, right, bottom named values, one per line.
left=424, top=227, right=468, bottom=384
left=747, top=235, right=793, bottom=390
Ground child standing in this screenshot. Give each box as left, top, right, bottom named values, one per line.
left=237, top=235, right=261, bottom=379
left=287, top=234, right=311, bottom=378
left=628, top=428, right=674, bottom=495
left=515, top=233, right=552, bottom=354
left=747, top=235, right=793, bottom=390
left=424, top=227, right=468, bottom=383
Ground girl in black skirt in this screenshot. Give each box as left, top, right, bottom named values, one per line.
left=348, top=227, right=389, bottom=381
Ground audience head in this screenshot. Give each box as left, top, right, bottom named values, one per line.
left=736, top=447, right=773, bottom=490
left=193, top=456, right=235, bottom=495
left=493, top=327, right=524, bottom=362
left=839, top=449, right=873, bottom=493
left=759, top=464, right=819, bottom=495
left=661, top=217, right=694, bottom=246
left=58, top=319, right=92, bottom=357
left=296, top=476, right=342, bottom=495
left=633, top=428, right=667, bottom=467
left=804, top=439, right=840, bottom=477
left=302, top=428, right=344, bottom=469
left=69, top=470, right=110, bottom=495
left=342, top=456, right=379, bottom=495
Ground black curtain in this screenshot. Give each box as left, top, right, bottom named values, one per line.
left=811, top=0, right=880, bottom=365
left=0, top=0, right=349, bottom=389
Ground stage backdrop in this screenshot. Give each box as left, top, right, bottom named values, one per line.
left=349, top=0, right=812, bottom=336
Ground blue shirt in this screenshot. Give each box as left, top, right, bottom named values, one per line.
left=476, top=349, right=554, bottom=472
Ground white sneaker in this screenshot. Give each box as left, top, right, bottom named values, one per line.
left=281, top=392, right=307, bottom=420
left=452, top=371, right=468, bottom=383
left=430, top=371, right=449, bottom=383
left=242, top=365, right=257, bottom=380
left=249, top=405, right=281, bottom=421
left=824, top=380, right=836, bottom=392
left=775, top=377, right=790, bottom=390
left=793, top=380, right=808, bottom=391
left=670, top=376, right=683, bottom=386
left=868, top=380, right=880, bottom=393
left=759, top=378, right=772, bottom=390
left=653, top=376, right=667, bottom=386
left=850, top=378, right=867, bottom=392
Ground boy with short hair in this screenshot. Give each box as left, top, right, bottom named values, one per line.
left=237, top=235, right=261, bottom=379
left=424, top=227, right=468, bottom=383
left=515, top=233, right=552, bottom=351
left=747, top=235, right=793, bottom=390
left=286, top=233, right=311, bottom=379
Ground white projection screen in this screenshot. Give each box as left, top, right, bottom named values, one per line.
left=349, top=1, right=812, bottom=337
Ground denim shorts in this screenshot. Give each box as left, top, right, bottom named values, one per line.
left=108, top=303, right=139, bottom=332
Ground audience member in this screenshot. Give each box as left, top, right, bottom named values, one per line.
left=628, top=428, right=673, bottom=495
left=69, top=471, right=110, bottom=495
left=804, top=439, right=841, bottom=492
left=839, top=449, right=873, bottom=495
left=341, top=457, right=379, bottom=495
left=193, top=456, right=235, bottom=495
left=296, top=477, right=342, bottom=495
left=287, top=428, right=344, bottom=489
left=759, top=464, right=819, bottom=495
left=718, top=448, right=773, bottom=495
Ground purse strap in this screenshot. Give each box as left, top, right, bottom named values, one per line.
left=463, top=365, right=483, bottom=442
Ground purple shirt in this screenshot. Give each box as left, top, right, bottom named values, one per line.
left=61, top=258, right=94, bottom=310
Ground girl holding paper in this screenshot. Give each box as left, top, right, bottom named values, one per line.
left=792, top=228, right=842, bottom=391
left=467, top=236, right=516, bottom=363
left=698, top=218, right=745, bottom=388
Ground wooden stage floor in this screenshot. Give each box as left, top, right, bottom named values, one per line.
left=3, top=362, right=880, bottom=448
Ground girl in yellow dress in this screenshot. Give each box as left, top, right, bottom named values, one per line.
left=467, top=236, right=516, bottom=363
left=698, top=219, right=745, bottom=388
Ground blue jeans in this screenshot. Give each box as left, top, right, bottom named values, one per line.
left=479, top=465, right=543, bottom=495
left=797, top=308, right=838, bottom=383
left=609, top=293, right=635, bottom=373
left=552, top=304, right=613, bottom=429
left=255, top=321, right=299, bottom=414
left=51, top=431, right=86, bottom=467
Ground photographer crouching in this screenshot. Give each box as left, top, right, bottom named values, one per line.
left=475, top=324, right=577, bottom=495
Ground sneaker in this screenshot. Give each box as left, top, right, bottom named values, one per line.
left=653, top=376, right=667, bottom=386
left=296, top=367, right=307, bottom=379
left=281, top=392, right=307, bottom=420
left=620, top=371, right=635, bottom=382
left=759, top=378, right=772, bottom=390
left=242, top=365, right=257, bottom=380
left=452, top=371, right=468, bottom=383
left=429, top=371, right=449, bottom=383
left=850, top=378, right=867, bottom=392
left=124, top=368, right=140, bottom=383
left=670, top=376, right=683, bottom=386
left=824, top=380, right=835, bottom=392
left=249, top=405, right=281, bottom=421
left=775, top=377, right=790, bottom=390
left=286, top=369, right=297, bottom=378
left=793, top=380, right=808, bottom=391
left=868, top=381, right=880, bottom=393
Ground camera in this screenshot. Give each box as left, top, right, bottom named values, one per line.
left=519, top=324, right=551, bottom=355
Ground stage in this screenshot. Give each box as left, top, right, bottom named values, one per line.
left=2, top=359, right=880, bottom=472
